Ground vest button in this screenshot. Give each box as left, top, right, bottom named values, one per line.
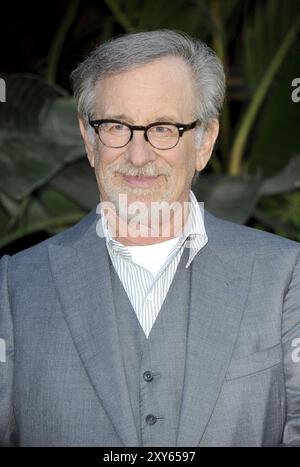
left=143, top=371, right=154, bottom=382
left=146, top=414, right=157, bottom=425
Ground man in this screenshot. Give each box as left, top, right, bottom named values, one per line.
left=0, top=30, right=300, bottom=447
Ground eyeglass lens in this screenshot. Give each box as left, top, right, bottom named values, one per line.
left=98, top=122, right=180, bottom=149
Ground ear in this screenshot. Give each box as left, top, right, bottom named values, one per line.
left=79, top=118, right=97, bottom=168
left=195, top=119, right=219, bottom=172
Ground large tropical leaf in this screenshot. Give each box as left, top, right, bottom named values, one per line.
left=50, top=159, right=99, bottom=210
left=40, top=97, right=83, bottom=147
left=259, top=155, right=300, bottom=195
left=228, top=2, right=300, bottom=175
left=0, top=74, right=62, bottom=134
left=243, top=0, right=299, bottom=91
left=0, top=186, right=85, bottom=250
left=247, top=41, right=300, bottom=175
left=254, top=191, right=300, bottom=242
left=193, top=172, right=263, bottom=224
left=0, top=75, right=85, bottom=200
left=0, top=136, right=84, bottom=200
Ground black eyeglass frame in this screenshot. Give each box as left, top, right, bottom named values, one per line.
left=88, top=118, right=200, bottom=150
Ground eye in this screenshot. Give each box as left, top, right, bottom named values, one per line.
left=149, top=125, right=177, bottom=137
left=100, top=122, right=128, bottom=134
left=155, top=126, right=171, bottom=134
left=109, top=123, right=126, bottom=132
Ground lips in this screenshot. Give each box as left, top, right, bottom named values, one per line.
left=121, top=174, right=160, bottom=186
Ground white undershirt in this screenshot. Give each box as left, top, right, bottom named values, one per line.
left=126, top=236, right=181, bottom=277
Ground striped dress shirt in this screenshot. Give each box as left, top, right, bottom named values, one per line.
left=100, top=190, right=208, bottom=338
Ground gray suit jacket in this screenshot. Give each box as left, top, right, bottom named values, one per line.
left=0, top=209, right=300, bottom=446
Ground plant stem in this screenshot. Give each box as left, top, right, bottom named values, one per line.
left=47, top=0, right=81, bottom=85
left=104, top=0, right=135, bottom=32
left=228, top=13, right=300, bottom=176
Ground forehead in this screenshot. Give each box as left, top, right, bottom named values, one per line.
left=94, top=56, right=195, bottom=121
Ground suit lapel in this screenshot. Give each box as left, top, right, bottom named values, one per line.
left=177, top=241, right=255, bottom=446
left=48, top=213, right=139, bottom=447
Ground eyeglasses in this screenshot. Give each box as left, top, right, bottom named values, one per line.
left=88, top=118, right=200, bottom=150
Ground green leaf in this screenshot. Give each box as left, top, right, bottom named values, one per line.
left=229, top=10, right=300, bottom=175
left=37, top=186, right=86, bottom=217
left=0, top=205, right=9, bottom=236
left=247, top=41, right=300, bottom=175
left=0, top=187, right=85, bottom=250
left=253, top=208, right=300, bottom=241
left=193, top=172, right=263, bottom=224
left=254, top=191, right=300, bottom=241
left=0, top=136, right=84, bottom=200
left=50, top=159, right=99, bottom=210
left=0, top=76, right=85, bottom=200
left=0, top=74, right=63, bottom=135
left=243, top=0, right=299, bottom=91
left=40, top=97, right=83, bottom=147
left=260, top=155, right=300, bottom=196
left=0, top=211, right=84, bottom=250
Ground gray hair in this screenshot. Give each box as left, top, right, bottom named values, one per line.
left=71, top=29, right=225, bottom=138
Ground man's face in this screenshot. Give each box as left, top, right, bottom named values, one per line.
left=80, top=56, right=218, bottom=218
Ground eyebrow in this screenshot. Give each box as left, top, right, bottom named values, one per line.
left=103, top=114, right=180, bottom=124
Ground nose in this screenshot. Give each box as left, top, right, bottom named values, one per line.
left=124, top=130, right=156, bottom=167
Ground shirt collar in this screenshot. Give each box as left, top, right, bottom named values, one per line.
left=99, top=190, right=208, bottom=267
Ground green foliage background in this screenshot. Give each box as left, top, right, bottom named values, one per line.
left=0, top=0, right=299, bottom=253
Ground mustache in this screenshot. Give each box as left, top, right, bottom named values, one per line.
left=111, top=162, right=172, bottom=177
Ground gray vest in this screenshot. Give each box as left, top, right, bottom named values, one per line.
left=109, top=247, right=191, bottom=447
